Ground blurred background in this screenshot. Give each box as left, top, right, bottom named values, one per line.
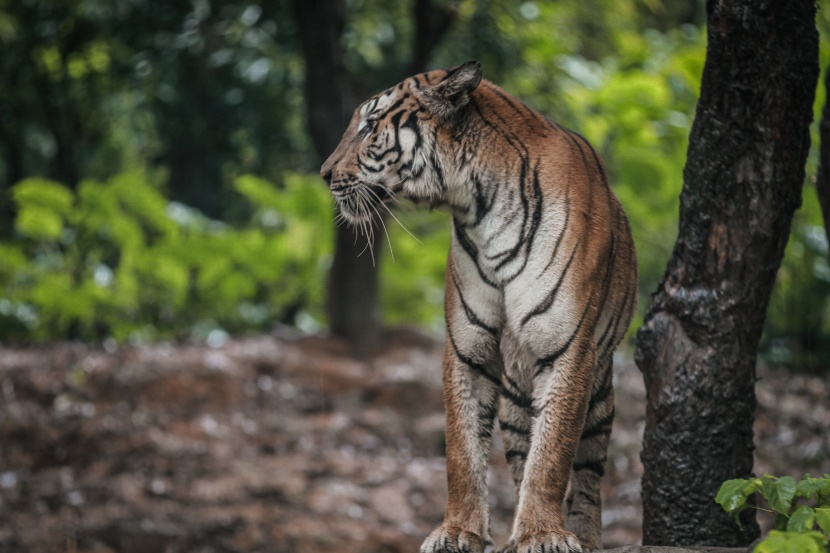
left=2, top=2, right=830, bottom=552
left=1, top=0, right=830, bottom=371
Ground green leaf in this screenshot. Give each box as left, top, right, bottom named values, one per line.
left=716, top=478, right=761, bottom=527
left=234, top=174, right=284, bottom=211
left=787, top=505, right=816, bottom=533
left=797, top=475, right=829, bottom=502
left=717, top=479, right=751, bottom=513
left=15, top=206, right=64, bottom=240
left=815, top=507, right=830, bottom=534
left=754, top=531, right=828, bottom=553
left=12, top=178, right=74, bottom=215
left=774, top=512, right=790, bottom=532
left=762, top=476, right=797, bottom=515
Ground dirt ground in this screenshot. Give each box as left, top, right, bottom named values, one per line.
left=0, top=327, right=828, bottom=553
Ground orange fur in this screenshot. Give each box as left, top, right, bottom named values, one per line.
left=322, top=62, right=637, bottom=553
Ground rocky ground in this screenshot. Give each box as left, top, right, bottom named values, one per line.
left=0, top=327, right=827, bottom=553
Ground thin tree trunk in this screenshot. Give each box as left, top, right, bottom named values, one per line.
left=816, top=66, right=830, bottom=253
left=292, top=0, right=385, bottom=355
left=294, top=0, right=455, bottom=354
left=409, top=0, right=458, bottom=76
left=634, top=0, right=818, bottom=547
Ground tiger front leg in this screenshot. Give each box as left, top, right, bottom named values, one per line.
left=420, top=339, right=500, bottom=553
left=502, top=338, right=596, bottom=553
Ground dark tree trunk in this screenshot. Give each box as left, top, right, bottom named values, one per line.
left=634, top=0, right=818, bottom=547
left=0, top=127, right=22, bottom=237
left=292, top=0, right=384, bottom=355
left=409, top=0, right=457, bottom=75
left=293, top=0, right=455, bottom=354
left=817, top=66, right=830, bottom=253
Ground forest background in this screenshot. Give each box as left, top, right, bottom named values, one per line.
left=2, top=0, right=830, bottom=373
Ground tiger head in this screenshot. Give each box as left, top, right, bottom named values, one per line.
left=320, top=61, right=482, bottom=225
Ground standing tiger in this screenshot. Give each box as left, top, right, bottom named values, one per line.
left=321, top=61, right=637, bottom=553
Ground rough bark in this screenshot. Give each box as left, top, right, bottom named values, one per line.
left=634, top=0, right=818, bottom=547
left=817, top=66, right=830, bottom=254
left=292, top=0, right=384, bottom=355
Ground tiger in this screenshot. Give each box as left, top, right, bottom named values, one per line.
left=321, top=61, right=638, bottom=553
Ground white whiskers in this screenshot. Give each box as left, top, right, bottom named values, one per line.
left=330, top=171, right=421, bottom=267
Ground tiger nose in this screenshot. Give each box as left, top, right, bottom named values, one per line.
left=321, top=167, right=333, bottom=187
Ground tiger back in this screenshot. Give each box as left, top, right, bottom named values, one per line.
left=321, top=61, right=637, bottom=553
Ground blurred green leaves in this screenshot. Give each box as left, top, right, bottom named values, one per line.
left=1, top=1, right=830, bottom=369
left=0, top=172, right=334, bottom=342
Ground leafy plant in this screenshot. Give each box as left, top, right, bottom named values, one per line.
left=0, top=171, right=334, bottom=342
left=716, top=474, right=830, bottom=553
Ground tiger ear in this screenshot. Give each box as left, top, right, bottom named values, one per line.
left=430, top=61, right=482, bottom=116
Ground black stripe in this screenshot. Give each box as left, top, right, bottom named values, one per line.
left=557, top=124, right=591, bottom=173
left=491, top=87, right=526, bottom=115
left=502, top=372, right=528, bottom=396
left=500, top=386, right=533, bottom=412
left=398, top=109, right=423, bottom=164
left=450, top=267, right=499, bottom=337
left=595, top=309, right=621, bottom=365
left=595, top=265, right=635, bottom=369
left=430, top=150, right=447, bottom=192
left=581, top=409, right=614, bottom=441
left=505, top=449, right=528, bottom=461
left=477, top=401, right=498, bottom=440
left=447, top=329, right=501, bottom=386
left=377, top=96, right=405, bottom=120
left=593, top=230, right=624, bottom=370
left=564, top=128, right=609, bottom=188
left=504, top=163, right=544, bottom=283
left=521, top=244, right=578, bottom=327
left=470, top=101, right=542, bottom=282
left=472, top=176, right=498, bottom=226
left=571, top=489, right=600, bottom=507
left=587, top=370, right=614, bottom=416
left=499, top=419, right=530, bottom=436
left=357, top=157, right=383, bottom=173
left=452, top=218, right=500, bottom=288
left=490, top=86, right=550, bottom=129
left=572, top=459, right=606, bottom=477
left=492, top=158, right=530, bottom=272
left=534, top=231, right=617, bottom=375
left=533, top=298, right=593, bottom=376
left=541, top=191, right=571, bottom=273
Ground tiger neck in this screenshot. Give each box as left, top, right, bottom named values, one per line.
left=443, top=167, right=543, bottom=292
left=434, top=111, right=547, bottom=286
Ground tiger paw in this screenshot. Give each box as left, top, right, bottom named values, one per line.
left=420, top=525, right=493, bottom=553
left=497, top=530, right=582, bottom=553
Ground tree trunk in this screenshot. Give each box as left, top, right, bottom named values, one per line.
left=408, top=0, right=458, bottom=75
left=292, top=0, right=385, bottom=355
left=816, top=66, right=830, bottom=253
left=294, top=0, right=455, bottom=354
left=634, top=0, right=818, bottom=547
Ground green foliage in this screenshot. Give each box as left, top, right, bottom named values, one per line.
left=763, top=184, right=830, bottom=372
left=0, top=172, right=333, bottom=342
left=381, top=209, right=451, bottom=330
left=755, top=531, right=829, bottom=553
left=2, top=0, right=830, bottom=361
left=716, top=474, right=830, bottom=553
